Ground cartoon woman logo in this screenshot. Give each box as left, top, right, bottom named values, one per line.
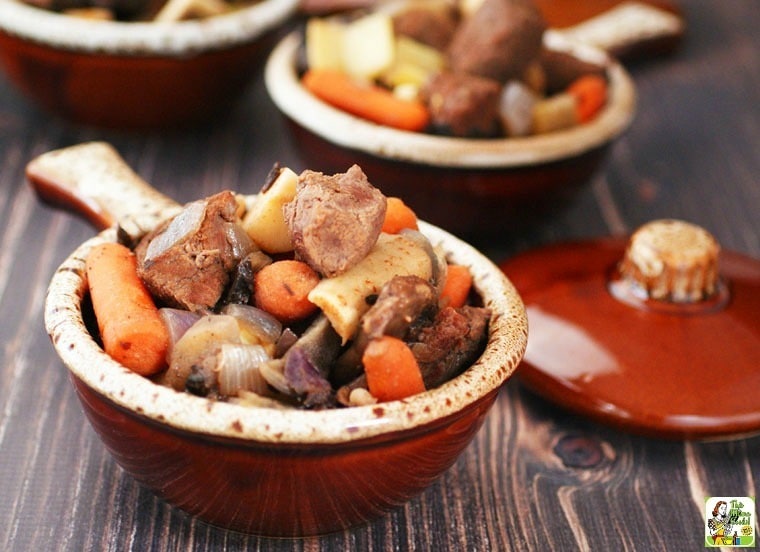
left=708, top=500, right=736, bottom=545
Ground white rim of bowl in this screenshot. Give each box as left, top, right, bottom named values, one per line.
left=0, top=0, right=299, bottom=55
left=46, top=221, right=527, bottom=444
left=265, top=29, right=637, bottom=168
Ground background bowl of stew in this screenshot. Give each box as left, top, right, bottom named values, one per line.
left=0, top=0, right=298, bottom=129
left=265, top=28, right=636, bottom=243
left=39, top=144, right=528, bottom=537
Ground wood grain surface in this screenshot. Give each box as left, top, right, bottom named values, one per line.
left=1, top=1, right=758, bottom=550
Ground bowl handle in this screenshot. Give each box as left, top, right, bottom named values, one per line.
left=555, top=2, right=684, bottom=61
left=26, top=142, right=181, bottom=243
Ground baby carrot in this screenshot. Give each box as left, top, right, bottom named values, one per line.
left=439, top=264, right=473, bottom=309
left=382, top=196, right=418, bottom=234
left=363, top=335, right=426, bottom=402
left=254, top=260, right=320, bottom=323
left=85, top=242, right=169, bottom=376
left=567, top=74, right=607, bottom=123
left=302, top=69, right=431, bottom=132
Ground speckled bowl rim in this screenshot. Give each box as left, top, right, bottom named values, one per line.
left=0, top=0, right=299, bottom=55
left=45, top=219, right=527, bottom=444
left=265, top=29, right=637, bottom=168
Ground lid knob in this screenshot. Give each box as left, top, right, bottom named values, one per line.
left=618, top=219, right=720, bottom=303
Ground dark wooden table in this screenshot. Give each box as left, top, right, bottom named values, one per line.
left=1, top=1, right=758, bottom=550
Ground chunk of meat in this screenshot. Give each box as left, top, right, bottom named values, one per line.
left=447, top=0, right=546, bottom=83
left=408, top=305, right=491, bottom=388
left=358, top=276, right=437, bottom=342
left=539, top=47, right=607, bottom=94
left=392, top=5, right=459, bottom=50
left=423, top=71, right=503, bottom=137
left=135, top=191, right=248, bottom=312
left=283, top=165, right=387, bottom=277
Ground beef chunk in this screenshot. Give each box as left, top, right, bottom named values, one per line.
left=283, top=165, right=386, bottom=277
left=393, top=5, right=459, bottom=50
left=423, top=71, right=503, bottom=137
left=408, top=305, right=491, bottom=389
left=135, top=191, right=244, bottom=312
left=358, top=275, right=437, bottom=342
left=447, top=0, right=546, bottom=83
left=540, top=47, right=607, bottom=94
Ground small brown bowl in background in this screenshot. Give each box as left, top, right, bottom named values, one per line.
left=265, top=29, right=636, bottom=243
left=35, top=142, right=528, bottom=537
left=0, top=0, right=298, bottom=129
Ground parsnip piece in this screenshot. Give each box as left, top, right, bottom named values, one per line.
left=532, top=93, right=578, bottom=134
left=308, top=233, right=433, bottom=343
left=384, top=63, right=430, bottom=90
left=305, top=17, right=345, bottom=71
left=242, top=168, right=298, bottom=253
left=381, top=36, right=445, bottom=89
left=342, top=12, right=395, bottom=80
left=395, top=36, right=446, bottom=72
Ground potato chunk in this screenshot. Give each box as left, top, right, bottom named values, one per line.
left=242, top=167, right=298, bottom=253
left=305, top=17, right=345, bottom=71
left=342, top=12, right=395, bottom=80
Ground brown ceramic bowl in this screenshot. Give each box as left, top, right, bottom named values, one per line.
left=34, top=142, right=528, bottom=537
left=0, top=0, right=298, bottom=129
left=265, top=29, right=636, bottom=242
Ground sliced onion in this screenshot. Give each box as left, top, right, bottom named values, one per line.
left=225, top=221, right=257, bottom=262
left=258, top=358, right=293, bottom=396
left=222, top=303, right=282, bottom=345
left=499, top=80, right=538, bottom=137
left=164, top=314, right=242, bottom=391
left=216, top=343, right=271, bottom=397
left=159, top=308, right=203, bottom=358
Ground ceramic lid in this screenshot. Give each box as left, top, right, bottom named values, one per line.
left=500, top=219, right=760, bottom=440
